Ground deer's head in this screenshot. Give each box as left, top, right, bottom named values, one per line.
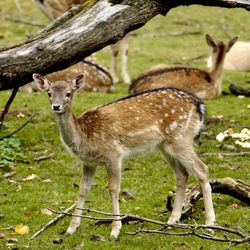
left=32, top=73, right=85, bottom=113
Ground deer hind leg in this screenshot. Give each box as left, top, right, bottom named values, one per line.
left=161, top=148, right=189, bottom=224
left=170, top=145, right=215, bottom=226
left=66, top=164, right=97, bottom=235
left=106, top=160, right=122, bottom=238
left=120, top=34, right=130, bottom=84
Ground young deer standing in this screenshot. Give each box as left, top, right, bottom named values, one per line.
left=129, top=34, right=238, bottom=99
left=32, top=0, right=131, bottom=84
left=33, top=73, right=216, bottom=238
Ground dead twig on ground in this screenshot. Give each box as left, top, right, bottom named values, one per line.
left=200, top=152, right=250, bottom=157
left=30, top=203, right=76, bottom=240
left=0, top=114, right=36, bottom=140
left=34, top=153, right=55, bottom=162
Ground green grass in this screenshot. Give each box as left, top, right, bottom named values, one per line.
left=0, top=1, right=250, bottom=249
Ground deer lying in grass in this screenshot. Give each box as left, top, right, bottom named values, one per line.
left=33, top=73, right=215, bottom=238
left=23, top=59, right=113, bottom=93
left=33, top=0, right=131, bottom=84
left=207, top=41, right=250, bottom=72
left=129, top=34, right=238, bottom=99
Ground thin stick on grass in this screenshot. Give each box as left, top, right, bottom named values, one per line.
left=30, top=203, right=76, bottom=240
left=0, top=113, right=36, bottom=140
left=34, top=153, right=55, bottom=162
left=200, top=152, right=250, bottom=157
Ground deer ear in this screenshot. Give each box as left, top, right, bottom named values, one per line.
left=227, top=36, right=238, bottom=51
left=32, top=73, right=50, bottom=92
left=71, top=73, right=85, bottom=91
left=205, top=34, right=216, bottom=48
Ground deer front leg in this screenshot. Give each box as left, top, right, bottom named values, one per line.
left=106, top=161, right=122, bottom=238
left=66, top=164, right=97, bottom=235
left=161, top=149, right=189, bottom=224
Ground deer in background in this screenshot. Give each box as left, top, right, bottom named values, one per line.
left=32, top=0, right=131, bottom=84
left=129, top=34, right=238, bottom=99
left=33, top=73, right=216, bottom=238
left=207, top=41, right=250, bottom=72
left=23, top=58, right=113, bottom=93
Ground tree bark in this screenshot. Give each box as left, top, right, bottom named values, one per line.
left=166, top=178, right=250, bottom=217
left=0, top=0, right=250, bottom=90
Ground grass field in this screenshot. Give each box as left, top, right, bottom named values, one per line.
left=0, top=1, right=249, bottom=249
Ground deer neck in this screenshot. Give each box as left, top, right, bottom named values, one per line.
left=54, top=109, right=83, bottom=150
left=209, top=48, right=226, bottom=83
left=209, top=48, right=226, bottom=95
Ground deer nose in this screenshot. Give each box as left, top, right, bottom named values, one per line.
left=52, top=104, right=62, bottom=111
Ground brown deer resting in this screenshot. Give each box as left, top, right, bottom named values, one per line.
left=32, top=0, right=131, bottom=84
left=129, top=34, right=238, bottom=99
left=22, top=59, right=113, bottom=93
left=33, top=73, right=215, bottom=238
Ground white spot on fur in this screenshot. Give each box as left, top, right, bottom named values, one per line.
left=164, top=113, right=169, bottom=117
left=171, top=109, right=175, bottom=113
left=127, top=125, right=160, bottom=137
left=169, top=121, right=178, bottom=131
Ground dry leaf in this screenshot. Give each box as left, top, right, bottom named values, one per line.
left=41, top=208, right=53, bottom=216
left=16, top=185, right=22, bottom=192
left=6, top=237, right=18, bottom=243
left=42, top=178, right=52, bottom=183
left=53, top=238, right=63, bottom=244
left=229, top=203, right=240, bottom=209
left=14, top=224, right=29, bottom=235
left=22, top=174, right=37, bottom=182
left=17, top=113, right=25, bottom=118
left=235, top=140, right=250, bottom=148
left=3, top=171, right=16, bottom=178
left=90, top=234, right=106, bottom=241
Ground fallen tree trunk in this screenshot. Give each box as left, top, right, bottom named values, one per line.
left=0, top=0, right=250, bottom=90
left=167, top=178, right=250, bottom=217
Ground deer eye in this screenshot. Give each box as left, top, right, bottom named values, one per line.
left=48, top=92, right=51, bottom=97
left=66, top=92, right=71, bottom=97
